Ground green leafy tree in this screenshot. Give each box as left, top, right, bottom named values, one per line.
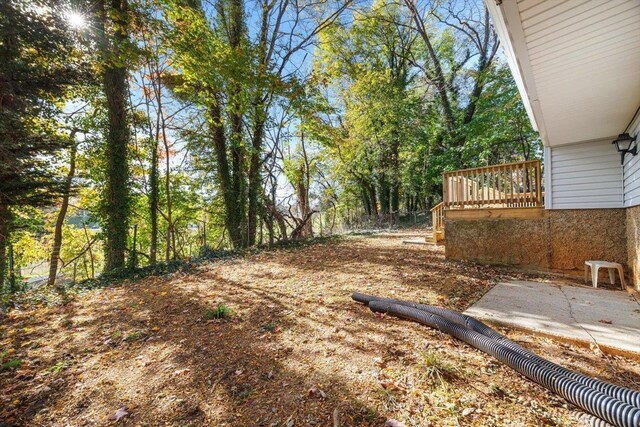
left=0, top=0, right=86, bottom=290
left=312, top=1, right=424, bottom=217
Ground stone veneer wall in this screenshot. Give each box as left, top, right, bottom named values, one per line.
left=445, top=209, right=628, bottom=277
left=627, top=205, right=640, bottom=289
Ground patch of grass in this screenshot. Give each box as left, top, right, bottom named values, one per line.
left=357, top=407, right=380, bottom=424
left=377, top=387, right=400, bottom=412
left=76, top=260, right=196, bottom=290
left=261, top=322, right=277, bottom=332
left=418, top=351, right=460, bottom=388
left=204, top=304, right=233, bottom=320
left=1, top=359, right=22, bottom=370
left=124, top=331, right=145, bottom=342
left=442, top=400, right=461, bottom=417
left=48, top=360, right=71, bottom=373
left=490, top=383, right=508, bottom=398
left=236, top=388, right=252, bottom=401
left=268, top=235, right=342, bottom=250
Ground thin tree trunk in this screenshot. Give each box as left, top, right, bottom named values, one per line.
left=367, top=183, right=378, bottom=216
left=140, top=30, right=160, bottom=266
left=162, top=111, right=172, bottom=261
left=8, top=243, right=15, bottom=293
left=248, top=116, right=265, bottom=246
left=83, top=223, right=95, bottom=279
left=0, top=202, right=8, bottom=294
left=299, top=132, right=313, bottom=237
left=149, top=138, right=158, bottom=265
left=47, top=140, right=77, bottom=289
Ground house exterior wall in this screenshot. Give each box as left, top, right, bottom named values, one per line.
left=623, top=116, right=640, bottom=207
left=623, top=150, right=640, bottom=206
left=627, top=205, right=640, bottom=288
left=622, top=115, right=640, bottom=289
left=445, top=209, right=627, bottom=276
left=547, top=139, right=623, bottom=209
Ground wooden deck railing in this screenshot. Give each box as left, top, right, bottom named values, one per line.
left=431, top=201, right=445, bottom=233
left=443, top=160, right=543, bottom=209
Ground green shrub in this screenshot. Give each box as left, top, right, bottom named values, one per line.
left=48, top=360, right=71, bottom=373
left=204, top=304, right=233, bottom=320
left=1, top=359, right=22, bottom=370
left=124, top=331, right=144, bottom=342
left=261, top=322, right=277, bottom=332
left=418, top=351, right=459, bottom=387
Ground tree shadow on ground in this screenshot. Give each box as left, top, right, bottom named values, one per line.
left=0, top=275, right=387, bottom=426
left=2, top=233, right=639, bottom=427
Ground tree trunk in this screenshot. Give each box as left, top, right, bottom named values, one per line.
left=149, top=138, right=158, bottom=265
left=7, top=243, right=15, bottom=293
left=162, top=112, right=172, bottom=261
left=228, top=0, right=247, bottom=248
left=298, top=132, right=313, bottom=237
left=265, top=198, right=287, bottom=241
left=378, top=176, right=390, bottom=215
left=361, top=186, right=372, bottom=216
left=210, top=97, right=242, bottom=247
left=390, top=134, right=400, bottom=217
left=0, top=202, right=9, bottom=293
left=367, top=183, right=378, bottom=216
left=47, top=140, right=77, bottom=289
left=247, top=4, right=270, bottom=247
left=83, top=223, right=95, bottom=279
left=296, top=173, right=313, bottom=237
left=247, top=116, right=265, bottom=246
left=99, top=0, right=131, bottom=271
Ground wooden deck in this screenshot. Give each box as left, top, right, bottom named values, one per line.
left=432, top=160, right=545, bottom=242
left=443, top=160, right=543, bottom=209
left=445, top=206, right=544, bottom=220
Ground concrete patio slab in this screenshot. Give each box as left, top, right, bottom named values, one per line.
left=464, top=281, right=640, bottom=357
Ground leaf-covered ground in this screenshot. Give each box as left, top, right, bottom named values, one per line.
left=1, top=230, right=639, bottom=426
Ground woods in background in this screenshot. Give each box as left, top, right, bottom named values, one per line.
left=0, top=0, right=540, bottom=298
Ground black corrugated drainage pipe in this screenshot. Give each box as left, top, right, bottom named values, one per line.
left=575, top=412, right=617, bottom=427
left=353, top=292, right=640, bottom=409
left=353, top=294, right=640, bottom=427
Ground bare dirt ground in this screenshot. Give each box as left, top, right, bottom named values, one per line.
left=1, top=229, right=639, bottom=426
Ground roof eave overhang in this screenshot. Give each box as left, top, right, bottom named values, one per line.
left=484, top=0, right=550, bottom=146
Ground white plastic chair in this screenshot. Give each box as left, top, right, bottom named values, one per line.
left=584, top=261, right=626, bottom=290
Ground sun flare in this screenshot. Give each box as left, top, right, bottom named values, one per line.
left=66, top=11, right=87, bottom=29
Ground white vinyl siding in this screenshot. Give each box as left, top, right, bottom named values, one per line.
left=513, top=0, right=640, bottom=146
left=623, top=116, right=640, bottom=207
left=549, top=139, right=623, bottom=209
